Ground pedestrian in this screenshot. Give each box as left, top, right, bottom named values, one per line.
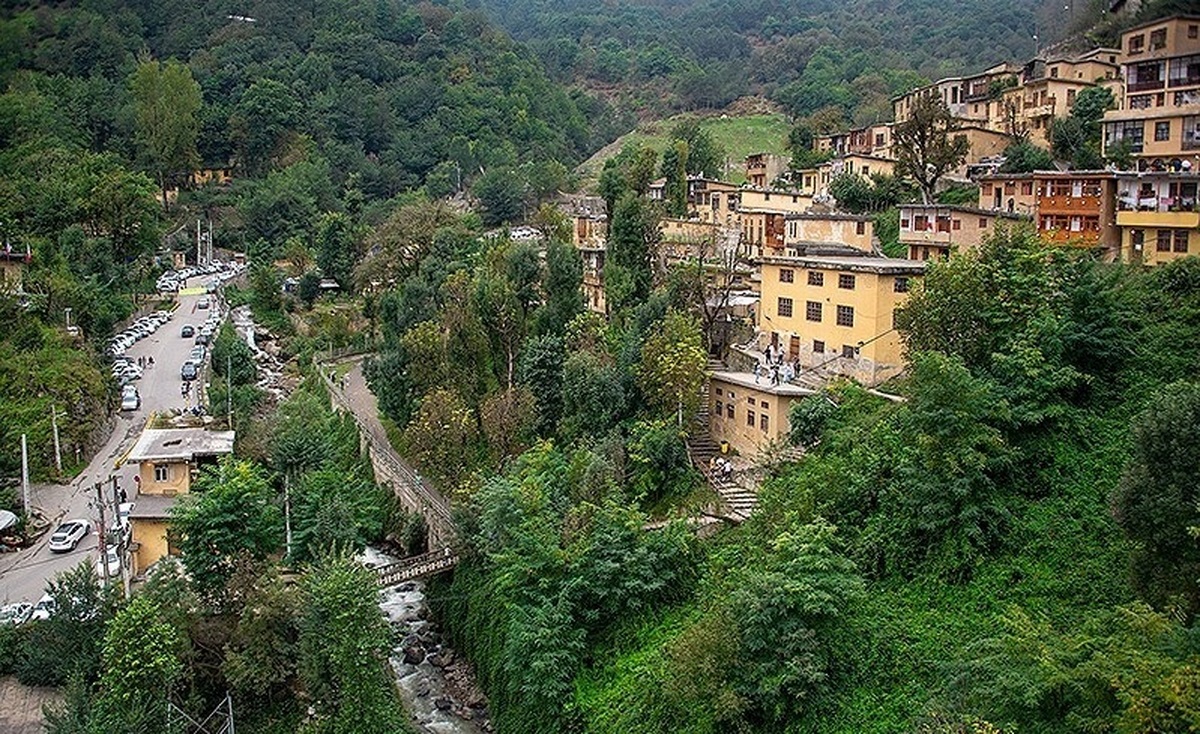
left=722, top=459, right=733, bottom=481
left=754, top=361, right=762, bottom=384
left=771, top=364, right=779, bottom=386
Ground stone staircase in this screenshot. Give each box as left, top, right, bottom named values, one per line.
left=687, top=359, right=759, bottom=522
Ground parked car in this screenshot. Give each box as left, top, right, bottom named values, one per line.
left=181, top=362, right=198, bottom=380
left=120, top=387, right=140, bottom=411
left=197, top=297, right=210, bottom=309
left=29, top=594, right=55, bottom=622
left=98, top=547, right=121, bottom=579
left=0, top=602, right=33, bottom=627
left=48, top=519, right=91, bottom=552
left=181, top=325, right=195, bottom=338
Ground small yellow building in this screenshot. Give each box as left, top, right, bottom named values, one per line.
left=126, top=428, right=235, bottom=575
left=708, top=371, right=813, bottom=457
left=757, top=255, right=926, bottom=386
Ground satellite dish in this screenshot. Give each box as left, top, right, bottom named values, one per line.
left=0, top=510, right=18, bottom=532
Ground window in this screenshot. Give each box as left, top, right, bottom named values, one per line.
left=1129, top=34, right=1144, bottom=54
left=715, top=401, right=722, bottom=417
left=1021, top=182, right=1034, bottom=195
left=760, top=414, right=769, bottom=432
left=856, top=221, right=866, bottom=235
left=806, top=301, right=822, bottom=322
left=760, top=400, right=769, bottom=408
left=779, top=268, right=794, bottom=283
left=936, top=216, right=951, bottom=232
left=1157, top=229, right=1172, bottom=252
left=980, top=218, right=989, bottom=228
left=777, top=297, right=794, bottom=318
left=747, top=396, right=756, bottom=405
left=1190, top=24, right=1199, bottom=39
left=875, top=133, right=884, bottom=146
left=838, top=273, right=856, bottom=290
left=836, top=305, right=854, bottom=327
left=1067, top=89, right=1076, bottom=105
left=726, top=404, right=734, bottom=419
left=154, top=464, right=169, bottom=482
left=1132, top=229, right=1145, bottom=250
left=1155, top=121, right=1171, bottom=141
left=1050, top=66, right=1059, bottom=78
left=747, top=410, right=756, bottom=427
left=952, top=219, right=962, bottom=231
left=1150, top=28, right=1167, bottom=50
left=900, top=217, right=910, bottom=229
left=1175, top=230, right=1190, bottom=253
left=1169, top=55, right=1200, bottom=88
left=813, top=340, right=825, bottom=353
left=807, top=271, right=824, bottom=286
left=862, top=166, right=870, bottom=176
left=894, top=277, right=910, bottom=293
left=842, top=344, right=856, bottom=358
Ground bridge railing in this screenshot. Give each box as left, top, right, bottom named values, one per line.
left=375, top=548, right=460, bottom=586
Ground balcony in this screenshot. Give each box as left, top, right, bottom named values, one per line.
left=1117, top=209, right=1200, bottom=228
left=1170, top=74, right=1200, bottom=89
left=1128, top=79, right=1165, bottom=92
left=1039, top=195, right=1102, bottom=213
left=1041, top=229, right=1100, bottom=246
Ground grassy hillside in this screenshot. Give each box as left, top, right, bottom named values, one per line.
left=577, top=107, right=792, bottom=188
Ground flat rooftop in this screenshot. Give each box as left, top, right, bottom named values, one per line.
left=127, top=494, right=180, bottom=520
left=710, top=370, right=817, bottom=397
left=761, top=254, right=927, bottom=275
left=127, top=428, right=235, bottom=463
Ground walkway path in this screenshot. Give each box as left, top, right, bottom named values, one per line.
left=318, top=356, right=457, bottom=580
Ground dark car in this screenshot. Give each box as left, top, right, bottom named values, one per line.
left=181, top=325, right=195, bottom=338
left=181, top=362, right=198, bottom=380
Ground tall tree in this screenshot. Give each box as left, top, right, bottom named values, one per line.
left=893, top=94, right=970, bottom=203
left=130, top=58, right=202, bottom=212
left=315, top=211, right=359, bottom=288
left=638, top=309, right=707, bottom=426
left=605, top=191, right=660, bottom=310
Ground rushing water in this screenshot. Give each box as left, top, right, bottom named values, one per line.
left=369, top=547, right=491, bottom=734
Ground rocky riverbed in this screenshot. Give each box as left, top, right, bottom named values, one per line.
left=380, top=580, right=491, bottom=734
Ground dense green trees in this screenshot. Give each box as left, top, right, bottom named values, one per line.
left=893, top=95, right=971, bottom=203
left=130, top=58, right=201, bottom=211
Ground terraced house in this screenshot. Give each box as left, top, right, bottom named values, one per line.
left=1103, top=15, right=1200, bottom=169
left=1115, top=170, right=1200, bottom=263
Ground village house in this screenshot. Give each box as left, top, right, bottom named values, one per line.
left=745, top=152, right=789, bottom=188
left=649, top=176, right=741, bottom=226
left=1102, top=15, right=1200, bottom=170
left=1114, top=170, right=1200, bottom=263
left=783, top=212, right=875, bottom=256
left=977, top=171, right=1120, bottom=255
left=708, top=372, right=813, bottom=457
left=899, top=204, right=1031, bottom=260
left=125, top=428, right=235, bottom=576
left=815, top=123, right=894, bottom=159
left=1000, top=49, right=1122, bottom=146
left=755, top=254, right=926, bottom=386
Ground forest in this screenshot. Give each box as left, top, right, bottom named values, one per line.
left=473, top=0, right=1048, bottom=123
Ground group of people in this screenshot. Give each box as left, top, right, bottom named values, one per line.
left=708, top=455, right=734, bottom=481
left=137, top=356, right=154, bottom=368
left=754, top=343, right=799, bottom=387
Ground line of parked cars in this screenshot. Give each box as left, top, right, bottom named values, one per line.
left=157, top=260, right=245, bottom=293
left=181, top=310, right=221, bottom=381
left=107, top=309, right=173, bottom=364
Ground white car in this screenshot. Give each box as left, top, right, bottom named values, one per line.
left=120, top=388, right=140, bottom=411
left=48, top=519, right=91, bottom=552
left=117, top=502, right=134, bottom=524
left=98, top=547, right=121, bottom=579
left=30, top=594, right=55, bottom=622
left=0, top=602, right=33, bottom=626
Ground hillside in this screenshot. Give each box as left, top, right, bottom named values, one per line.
left=473, top=0, right=1064, bottom=124
left=576, top=103, right=792, bottom=187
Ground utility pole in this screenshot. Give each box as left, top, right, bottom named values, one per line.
left=226, top=353, right=233, bottom=430
left=94, top=482, right=109, bottom=587
left=196, top=219, right=203, bottom=266
left=112, top=476, right=130, bottom=599
left=284, top=474, right=293, bottom=560
left=51, top=405, right=62, bottom=473
left=20, top=434, right=30, bottom=516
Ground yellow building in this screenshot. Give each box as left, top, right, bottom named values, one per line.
left=745, top=153, right=789, bottom=188
left=579, top=244, right=606, bottom=315
left=893, top=63, right=1021, bottom=127
left=783, top=213, right=875, bottom=255
left=126, top=428, right=235, bottom=575
left=979, top=173, right=1039, bottom=214
left=899, top=204, right=1030, bottom=260
left=1102, top=15, right=1200, bottom=168
left=708, top=372, right=813, bottom=457
left=757, top=255, right=926, bottom=386
left=1115, top=171, right=1200, bottom=263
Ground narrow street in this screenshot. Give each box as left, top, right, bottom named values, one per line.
left=0, top=280, right=217, bottom=604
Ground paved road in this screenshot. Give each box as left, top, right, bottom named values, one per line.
left=0, top=281, right=218, bottom=604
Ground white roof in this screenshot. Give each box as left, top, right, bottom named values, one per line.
left=127, top=428, right=235, bottom=463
